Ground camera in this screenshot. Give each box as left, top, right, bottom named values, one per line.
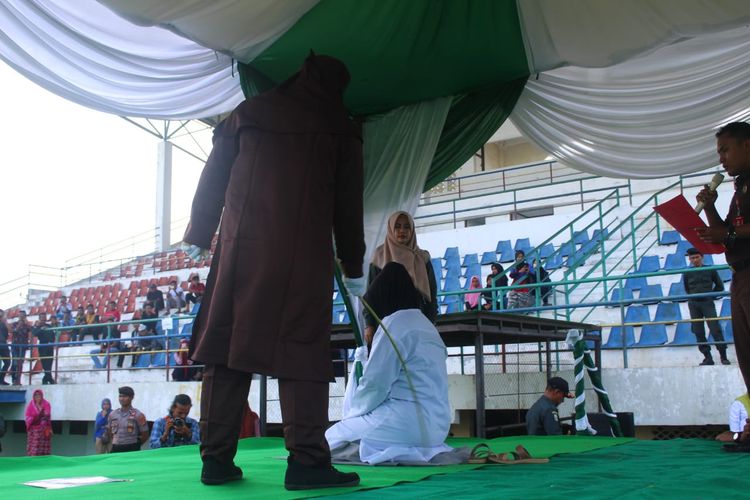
left=173, top=417, right=185, bottom=428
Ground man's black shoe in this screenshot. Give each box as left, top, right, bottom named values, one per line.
left=201, top=456, right=243, bottom=485
left=699, top=358, right=715, bottom=366
left=721, top=358, right=731, bottom=365
left=284, top=460, right=360, bottom=491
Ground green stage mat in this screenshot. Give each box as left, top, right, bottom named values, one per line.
left=0, top=436, right=632, bottom=499
left=326, top=438, right=750, bottom=499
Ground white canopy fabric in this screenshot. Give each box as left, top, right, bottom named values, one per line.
left=511, top=26, right=750, bottom=178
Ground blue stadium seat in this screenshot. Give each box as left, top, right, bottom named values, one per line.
left=480, top=251, right=497, bottom=265
left=603, top=327, right=636, bottom=348
left=539, top=243, right=555, bottom=259
left=442, top=277, right=462, bottom=303
left=332, top=309, right=342, bottom=324
left=581, top=239, right=600, bottom=255
left=609, top=287, right=634, bottom=305
left=625, top=305, right=650, bottom=325
left=636, top=324, right=668, bottom=346
left=671, top=322, right=695, bottom=345
left=134, top=353, right=151, bottom=368
left=444, top=265, right=460, bottom=280
left=496, top=240, right=514, bottom=262
left=654, top=302, right=681, bottom=324
left=676, top=240, right=692, bottom=255
left=638, top=284, right=663, bottom=304
left=180, top=322, right=193, bottom=335
left=637, top=256, right=660, bottom=273
left=565, top=250, right=587, bottom=268
left=624, top=275, right=648, bottom=290
left=463, top=264, right=481, bottom=280
left=559, top=241, right=575, bottom=258
left=702, top=254, right=714, bottom=266
left=190, top=303, right=201, bottom=314
left=445, top=302, right=462, bottom=314
left=462, top=253, right=479, bottom=268
left=592, top=228, right=609, bottom=242
left=718, top=321, right=734, bottom=342
left=668, top=281, right=687, bottom=301
left=430, top=257, right=443, bottom=272
left=720, top=298, right=731, bottom=317
left=514, top=238, right=531, bottom=254
left=663, top=253, right=686, bottom=270
left=545, top=254, right=563, bottom=270
left=573, top=230, right=589, bottom=245
left=151, top=352, right=166, bottom=367
left=719, top=269, right=732, bottom=282
left=659, top=230, right=681, bottom=245
left=444, top=254, right=460, bottom=270
left=444, top=247, right=459, bottom=260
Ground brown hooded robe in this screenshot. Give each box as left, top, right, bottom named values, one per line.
left=184, top=55, right=365, bottom=383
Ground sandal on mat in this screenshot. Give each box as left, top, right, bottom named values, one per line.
left=468, top=443, right=492, bottom=464
left=488, top=445, right=549, bottom=465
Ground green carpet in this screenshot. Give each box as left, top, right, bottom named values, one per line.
left=325, top=439, right=750, bottom=499
left=0, top=436, right=632, bottom=499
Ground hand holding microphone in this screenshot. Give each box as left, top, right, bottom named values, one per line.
left=695, top=173, right=724, bottom=213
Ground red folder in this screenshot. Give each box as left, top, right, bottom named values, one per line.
left=653, top=194, right=724, bottom=254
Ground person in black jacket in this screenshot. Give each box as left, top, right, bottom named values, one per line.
left=363, top=211, right=438, bottom=346
left=33, top=313, right=56, bottom=385
left=483, top=263, right=508, bottom=310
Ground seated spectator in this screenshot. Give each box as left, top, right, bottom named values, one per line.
left=150, top=394, right=200, bottom=448
left=133, top=303, right=164, bottom=356
left=54, top=295, right=72, bottom=320
left=79, top=304, right=103, bottom=342
left=326, top=262, right=452, bottom=464
left=166, top=280, right=186, bottom=315
left=526, top=377, right=574, bottom=436
left=146, top=284, right=166, bottom=316
left=90, top=340, right=126, bottom=370
left=172, top=339, right=201, bottom=381
left=101, top=301, right=121, bottom=324
left=508, top=261, right=535, bottom=310
left=33, top=313, right=56, bottom=385
left=464, top=275, right=482, bottom=311
left=58, top=311, right=74, bottom=342
left=482, top=263, right=508, bottom=310
left=363, top=211, right=438, bottom=346
left=532, top=258, right=552, bottom=306
left=72, top=306, right=86, bottom=341
left=185, top=274, right=205, bottom=313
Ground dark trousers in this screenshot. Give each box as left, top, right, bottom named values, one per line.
left=0, top=344, right=10, bottom=382
left=10, top=346, right=27, bottom=384
left=111, top=442, right=141, bottom=453
left=200, top=364, right=330, bottom=467
left=38, top=345, right=55, bottom=383
left=688, top=299, right=726, bottom=358
left=732, top=269, right=750, bottom=392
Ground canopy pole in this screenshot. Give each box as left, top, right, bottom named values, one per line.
left=156, top=140, right=173, bottom=252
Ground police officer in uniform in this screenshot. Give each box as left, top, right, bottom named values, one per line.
left=104, top=386, right=148, bottom=453
left=525, top=377, right=574, bottom=436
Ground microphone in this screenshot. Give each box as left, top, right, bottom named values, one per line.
left=694, top=173, right=725, bottom=214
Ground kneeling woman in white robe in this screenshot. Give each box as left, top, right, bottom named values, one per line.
left=326, top=262, right=453, bottom=464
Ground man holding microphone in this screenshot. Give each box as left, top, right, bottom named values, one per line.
left=696, top=121, right=750, bottom=392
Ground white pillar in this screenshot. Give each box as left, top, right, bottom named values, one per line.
left=156, top=140, right=173, bottom=252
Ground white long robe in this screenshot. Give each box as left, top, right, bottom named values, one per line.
left=326, top=309, right=452, bottom=464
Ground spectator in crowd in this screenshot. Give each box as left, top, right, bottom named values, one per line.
left=483, top=263, right=508, bottom=310
left=25, top=389, right=52, bottom=455
left=139, top=302, right=163, bottom=349
left=184, top=274, right=205, bottom=313
left=326, top=262, right=452, bottom=464
left=150, top=394, right=200, bottom=448
left=147, top=284, right=166, bottom=316
left=166, top=280, right=186, bottom=315
left=55, top=295, right=72, bottom=320
left=532, top=258, right=552, bottom=306
left=102, top=386, right=148, bottom=453
left=60, top=309, right=75, bottom=343
left=72, top=305, right=86, bottom=341
left=526, top=377, right=574, bottom=436
left=0, top=309, right=10, bottom=385
left=464, top=275, right=482, bottom=311
left=172, top=338, right=201, bottom=381
left=515, top=249, right=526, bottom=264
left=696, top=122, right=750, bottom=393
left=90, top=340, right=126, bottom=370
left=364, top=211, right=438, bottom=346
left=11, top=310, right=32, bottom=385
left=102, top=301, right=121, bottom=324
left=508, top=261, right=535, bottom=310
left=79, top=304, right=102, bottom=342
left=683, top=247, right=728, bottom=366
left=94, top=398, right=113, bottom=453
left=33, top=312, right=56, bottom=385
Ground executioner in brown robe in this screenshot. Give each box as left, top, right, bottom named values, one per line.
left=183, top=54, right=365, bottom=488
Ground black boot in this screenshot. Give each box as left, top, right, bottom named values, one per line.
left=284, top=458, right=360, bottom=491
left=699, top=356, right=715, bottom=366
left=200, top=456, right=243, bottom=485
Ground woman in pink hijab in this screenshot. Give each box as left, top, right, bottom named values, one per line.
left=25, top=389, right=52, bottom=456
left=464, top=276, right=482, bottom=311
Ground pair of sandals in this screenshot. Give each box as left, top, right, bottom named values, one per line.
left=468, top=443, right=549, bottom=465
